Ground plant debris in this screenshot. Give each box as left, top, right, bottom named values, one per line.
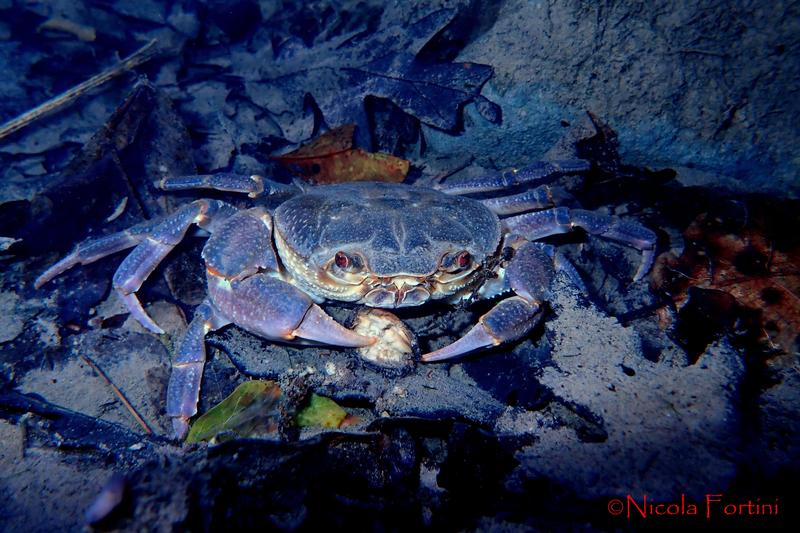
left=0, top=39, right=159, bottom=141
left=296, top=393, right=348, bottom=429
left=273, top=124, right=409, bottom=183
left=81, top=354, right=153, bottom=434
left=654, top=195, right=800, bottom=358
left=186, top=380, right=283, bottom=443
left=225, top=7, right=499, bottom=144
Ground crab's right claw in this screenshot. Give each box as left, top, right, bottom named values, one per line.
left=293, top=303, right=377, bottom=347
left=209, top=274, right=376, bottom=348
left=423, top=242, right=552, bottom=362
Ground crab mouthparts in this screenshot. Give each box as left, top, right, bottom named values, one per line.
left=364, top=281, right=431, bottom=307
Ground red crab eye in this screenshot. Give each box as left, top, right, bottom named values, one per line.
left=334, top=251, right=349, bottom=268
left=457, top=251, right=471, bottom=268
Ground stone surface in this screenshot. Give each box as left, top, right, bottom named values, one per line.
left=425, top=0, right=800, bottom=196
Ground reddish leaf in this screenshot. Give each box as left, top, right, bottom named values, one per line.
left=273, top=124, right=409, bottom=184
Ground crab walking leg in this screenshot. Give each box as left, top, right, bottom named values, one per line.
left=158, top=173, right=299, bottom=198
left=479, top=185, right=572, bottom=215
left=436, top=160, right=590, bottom=194
left=35, top=223, right=158, bottom=289
left=36, top=199, right=237, bottom=331
left=423, top=243, right=553, bottom=362
left=109, top=199, right=241, bottom=333
left=503, top=207, right=657, bottom=281
left=167, top=301, right=230, bottom=439
left=530, top=242, right=587, bottom=291
left=34, top=200, right=235, bottom=293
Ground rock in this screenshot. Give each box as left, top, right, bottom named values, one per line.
left=754, top=360, right=800, bottom=479
left=426, top=0, right=800, bottom=196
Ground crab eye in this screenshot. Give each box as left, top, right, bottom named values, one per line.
left=334, top=251, right=349, bottom=269
left=331, top=251, right=364, bottom=273
left=441, top=250, right=472, bottom=272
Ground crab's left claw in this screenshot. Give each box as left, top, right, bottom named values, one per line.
left=422, top=296, right=542, bottom=362
left=423, top=243, right=553, bottom=362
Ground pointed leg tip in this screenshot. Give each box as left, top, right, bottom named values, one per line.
left=137, top=311, right=165, bottom=335
left=172, top=418, right=189, bottom=441
left=148, top=323, right=166, bottom=335
left=633, top=249, right=656, bottom=282
left=420, top=350, right=457, bottom=363
left=119, top=292, right=165, bottom=334
left=35, top=255, right=78, bottom=289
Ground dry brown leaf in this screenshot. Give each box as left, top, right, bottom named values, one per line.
left=273, top=124, right=409, bottom=184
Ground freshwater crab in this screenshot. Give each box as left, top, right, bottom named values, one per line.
left=35, top=160, right=656, bottom=439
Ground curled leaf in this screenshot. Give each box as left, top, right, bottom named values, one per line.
left=273, top=124, right=409, bottom=184
left=187, top=380, right=282, bottom=443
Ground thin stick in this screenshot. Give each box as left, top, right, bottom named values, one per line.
left=671, top=48, right=727, bottom=58
left=0, top=39, right=159, bottom=141
left=81, top=355, right=153, bottom=434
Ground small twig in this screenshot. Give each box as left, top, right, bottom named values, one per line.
left=81, top=355, right=152, bottom=434
left=18, top=412, right=32, bottom=459
left=663, top=264, right=698, bottom=281
left=671, top=48, right=728, bottom=58
left=431, top=156, right=475, bottom=185
left=0, top=39, right=159, bottom=141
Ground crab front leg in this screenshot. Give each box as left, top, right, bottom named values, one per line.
left=422, top=242, right=554, bottom=362
left=166, top=208, right=375, bottom=439
left=167, top=300, right=230, bottom=439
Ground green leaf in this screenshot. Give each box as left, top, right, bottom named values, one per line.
left=296, top=394, right=347, bottom=429
left=186, top=380, right=282, bottom=443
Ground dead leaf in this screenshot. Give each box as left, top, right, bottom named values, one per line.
left=38, top=18, right=97, bottom=42
left=273, top=124, right=409, bottom=184
left=186, top=380, right=282, bottom=443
